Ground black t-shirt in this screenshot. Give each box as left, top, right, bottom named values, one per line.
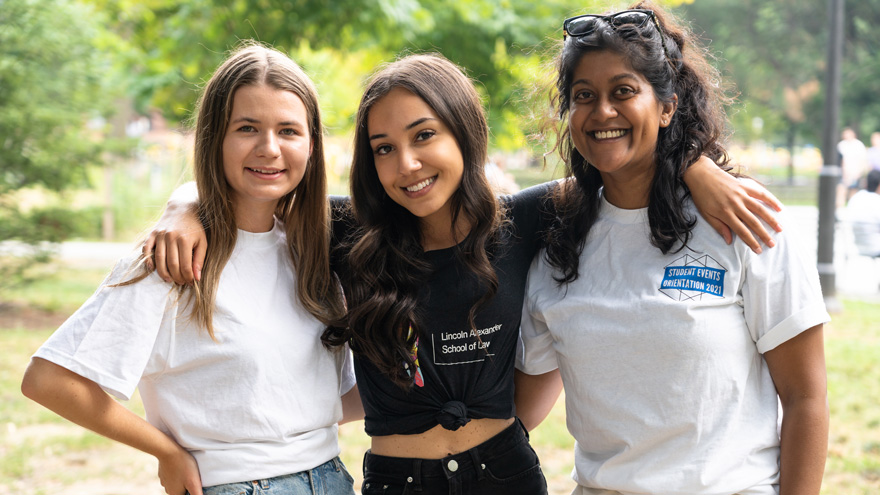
left=331, top=182, right=554, bottom=436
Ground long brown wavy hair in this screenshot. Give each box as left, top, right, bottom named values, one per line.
left=323, top=54, right=505, bottom=388
left=545, top=1, right=732, bottom=284
left=119, top=42, right=343, bottom=339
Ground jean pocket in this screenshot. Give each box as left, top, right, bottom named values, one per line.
left=482, top=441, right=546, bottom=488
left=201, top=482, right=250, bottom=495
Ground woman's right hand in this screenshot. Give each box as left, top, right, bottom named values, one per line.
left=157, top=446, right=203, bottom=495
left=143, top=184, right=206, bottom=285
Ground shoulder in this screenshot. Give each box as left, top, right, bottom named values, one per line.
left=501, top=181, right=558, bottom=228
left=502, top=181, right=557, bottom=209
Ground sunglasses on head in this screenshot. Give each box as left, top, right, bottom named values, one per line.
left=563, top=9, right=671, bottom=62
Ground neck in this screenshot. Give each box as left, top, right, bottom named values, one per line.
left=600, top=166, right=655, bottom=210
left=234, top=201, right=278, bottom=233
left=419, top=212, right=473, bottom=251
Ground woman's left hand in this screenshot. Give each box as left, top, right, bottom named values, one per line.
left=685, top=156, right=783, bottom=253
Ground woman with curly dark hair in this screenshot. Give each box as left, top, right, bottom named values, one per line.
left=519, top=3, right=829, bottom=494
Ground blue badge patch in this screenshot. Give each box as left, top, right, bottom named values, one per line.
left=659, top=254, right=726, bottom=301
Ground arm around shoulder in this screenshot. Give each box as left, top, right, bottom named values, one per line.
left=144, top=181, right=206, bottom=285
left=684, top=156, right=783, bottom=253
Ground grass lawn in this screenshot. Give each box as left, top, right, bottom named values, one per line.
left=1, top=264, right=878, bottom=494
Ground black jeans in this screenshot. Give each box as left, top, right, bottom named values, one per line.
left=361, top=418, right=547, bottom=495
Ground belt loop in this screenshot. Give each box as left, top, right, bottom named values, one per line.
left=411, top=459, right=423, bottom=492
left=516, top=416, right=529, bottom=440
left=332, top=456, right=342, bottom=472
left=259, top=478, right=270, bottom=489
left=468, top=447, right=485, bottom=481
left=362, top=450, right=370, bottom=477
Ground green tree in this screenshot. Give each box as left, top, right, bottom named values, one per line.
left=86, top=0, right=603, bottom=149
left=0, top=0, right=127, bottom=289
left=841, top=0, right=880, bottom=137
left=683, top=0, right=880, bottom=169
left=683, top=0, right=826, bottom=178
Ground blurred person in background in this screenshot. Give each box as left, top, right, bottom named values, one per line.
left=846, top=169, right=880, bottom=259
left=865, top=132, right=880, bottom=173
left=838, top=127, right=868, bottom=206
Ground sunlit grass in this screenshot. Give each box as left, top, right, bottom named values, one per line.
left=2, top=264, right=111, bottom=313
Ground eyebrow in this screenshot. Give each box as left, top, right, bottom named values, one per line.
left=230, top=116, right=305, bottom=127
left=572, top=73, right=640, bottom=87
left=369, top=117, right=437, bottom=141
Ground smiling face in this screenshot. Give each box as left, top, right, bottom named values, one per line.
left=568, top=50, right=676, bottom=190
left=368, top=87, right=465, bottom=229
left=222, top=84, right=311, bottom=231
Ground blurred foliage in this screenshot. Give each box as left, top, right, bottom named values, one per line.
left=0, top=0, right=129, bottom=288
left=683, top=0, right=880, bottom=149
left=0, top=0, right=122, bottom=194
left=85, top=0, right=618, bottom=149
left=2, top=0, right=880, bottom=251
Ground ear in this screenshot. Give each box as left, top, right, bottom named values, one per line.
left=659, top=94, right=678, bottom=128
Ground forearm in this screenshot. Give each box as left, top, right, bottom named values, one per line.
left=514, top=368, right=562, bottom=431
left=778, top=396, right=829, bottom=495
left=22, top=358, right=184, bottom=461
left=340, top=385, right=364, bottom=425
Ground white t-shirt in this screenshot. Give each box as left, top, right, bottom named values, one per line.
left=34, top=220, right=356, bottom=487
left=519, top=195, right=829, bottom=495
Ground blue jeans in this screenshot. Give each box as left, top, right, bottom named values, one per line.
left=201, top=457, right=355, bottom=495
left=361, top=418, right=547, bottom=495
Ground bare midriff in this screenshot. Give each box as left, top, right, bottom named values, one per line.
left=370, top=417, right=515, bottom=459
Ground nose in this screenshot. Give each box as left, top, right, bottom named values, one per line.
left=593, top=96, right=618, bottom=121
left=256, top=132, right=281, bottom=158
left=396, top=147, right=421, bottom=176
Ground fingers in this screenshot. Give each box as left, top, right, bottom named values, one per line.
left=154, top=234, right=171, bottom=283
left=726, top=214, right=763, bottom=254
left=148, top=231, right=204, bottom=285
left=177, top=237, right=194, bottom=286
left=744, top=195, right=783, bottom=234
left=704, top=216, right=733, bottom=245
left=742, top=199, right=779, bottom=247
left=165, top=238, right=184, bottom=285
left=742, top=180, right=783, bottom=213
left=143, top=235, right=156, bottom=271
left=187, top=481, right=204, bottom=495
left=193, top=240, right=207, bottom=283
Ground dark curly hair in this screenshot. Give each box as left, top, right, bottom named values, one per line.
left=545, top=0, right=733, bottom=284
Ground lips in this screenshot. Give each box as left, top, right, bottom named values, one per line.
left=245, top=167, right=285, bottom=177
left=404, top=176, right=437, bottom=192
